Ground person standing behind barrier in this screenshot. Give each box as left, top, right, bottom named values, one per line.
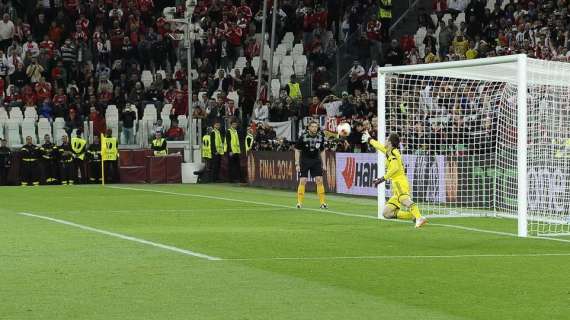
left=201, top=127, right=213, bottom=183
left=20, top=136, right=40, bottom=186
left=58, top=135, right=75, bottom=185
left=102, top=129, right=119, bottom=183
left=87, top=135, right=102, bottom=184
left=40, top=134, right=58, bottom=184
left=151, top=131, right=167, bottom=156
left=71, top=130, right=87, bottom=184
left=0, top=138, right=11, bottom=185
left=210, top=121, right=225, bottom=182
left=225, top=119, right=242, bottom=183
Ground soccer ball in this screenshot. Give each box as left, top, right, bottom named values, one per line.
left=337, top=123, right=351, bottom=137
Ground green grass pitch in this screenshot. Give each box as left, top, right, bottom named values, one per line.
left=1, top=184, right=569, bottom=319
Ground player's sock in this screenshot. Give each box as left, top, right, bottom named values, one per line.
left=297, top=184, right=305, bottom=205
left=409, top=203, right=422, bottom=219
left=397, top=211, right=413, bottom=220
left=316, top=182, right=326, bottom=205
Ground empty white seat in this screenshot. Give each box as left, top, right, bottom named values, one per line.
left=0, top=107, right=8, bottom=120
left=6, top=119, right=21, bottom=145
left=235, top=56, right=247, bottom=67
left=144, top=104, right=157, bottom=118
left=156, top=69, right=166, bottom=80
left=227, top=91, right=239, bottom=105
left=24, top=107, right=38, bottom=120
left=177, top=115, right=188, bottom=129
left=38, top=118, right=52, bottom=140
left=292, top=43, right=304, bottom=55
left=141, top=70, right=153, bottom=88
left=252, top=56, right=260, bottom=75
left=293, top=55, right=308, bottom=77
left=281, top=55, right=293, bottom=68
left=161, top=103, right=173, bottom=117
left=271, top=79, right=281, bottom=98
left=0, top=120, right=4, bottom=139
left=9, top=108, right=23, bottom=119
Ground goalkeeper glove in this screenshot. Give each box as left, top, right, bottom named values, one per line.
left=373, top=177, right=385, bottom=186
left=361, top=131, right=371, bottom=144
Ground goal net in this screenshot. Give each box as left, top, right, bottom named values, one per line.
left=377, top=55, right=570, bottom=237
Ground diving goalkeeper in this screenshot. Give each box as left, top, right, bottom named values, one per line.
left=362, top=131, right=427, bottom=228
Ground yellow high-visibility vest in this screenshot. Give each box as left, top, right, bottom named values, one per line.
left=245, top=133, right=254, bottom=152
left=379, top=0, right=392, bottom=19
left=152, top=138, right=167, bottom=156
left=212, top=129, right=225, bottom=155
left=288, top=82, right=302, bottom=100
left=202, top=135, right=212, bottom=159
left=101, top=136, right=118, bottom=161
left=71, top=137, right=87, bottom=160
left=224, top=128, right=241, bottom=154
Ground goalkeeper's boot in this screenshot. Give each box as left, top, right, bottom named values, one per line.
left=296, top=203, right=302, bottom=209
left=415, top=216, right=428, bottom=228
left=320, top=203, right=328, bottom=209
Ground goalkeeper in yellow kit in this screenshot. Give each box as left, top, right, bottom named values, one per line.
left=362, top=131, right=427, bottom=228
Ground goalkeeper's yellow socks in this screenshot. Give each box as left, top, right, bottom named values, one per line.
left=316, top=182, right=326, bottom=205
left=297, top=184, right=305, bottom=205
left=397, top=211, right=413, bottom=220
left=410, top=203, right=422, bottom=219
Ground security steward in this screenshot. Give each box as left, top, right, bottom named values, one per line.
left=210, top=121, right=225, bottom=182
left=151, top=131, right=168, bottom=156
left=71, top=130, right=87, bottom=183
left=224, top=119, right=242, bottom=183
left=40, top=134, right=58, bottom=184
left=0, top=138, right=11, bottom=185
left=201, top=127, right=213, bottom=182
left=58, top=135, right=75, bottom=185
left=87, top=135, right=102, bottom=183
left=20, top=136, right=40, bottom=186
left=245, top=127, right=255, bottom=153
left=286, top=75, right=302, bottom=101
left=379, top=0, right=392, bottom=38
left=102, top=128, right=119, bottom=183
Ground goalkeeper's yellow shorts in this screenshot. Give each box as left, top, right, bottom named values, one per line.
left=387, top=178, right=411, bottom=210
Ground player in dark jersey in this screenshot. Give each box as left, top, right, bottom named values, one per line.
left=294, top=121, right=327, bottom=209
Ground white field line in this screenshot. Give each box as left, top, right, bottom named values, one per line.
left=109, top=186, right=570, bottom=244
left=223, top=252, right=570, bottom=261
left=17, top=212, right=221, bottom=261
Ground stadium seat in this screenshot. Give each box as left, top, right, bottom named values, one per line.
left=141, top=70, right=153, bottom=88
left=5, top=119, right=21, bottom=146
left=161, top=103, right=173, bottom=116
left=271, top=79, right=281, bottom=98
left=252, top=56, right=260, bottom=75
left=292, top=44, right=304, bottom=56
left=177, top=115, right=188, bottom=130
left=24, top=107, right=38, bottom=120
left=190, top=69, right=199, bottom=80
left=0, top=107, right=8, bottom=120
left=293, top=55, right=308, bottom=77
left=9, top=108, right=23, bottom=120
left=156, top=69, right=166, bottom=80
left=144, top=104, right=158, bottom=119
left=21, top=118, right=37, bottom=143
left=227, top=91, right=240, bottom=105
left=37, top=118, right=52, bottom=141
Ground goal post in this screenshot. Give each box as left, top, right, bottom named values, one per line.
left=376, top=54, right=570, bottom=237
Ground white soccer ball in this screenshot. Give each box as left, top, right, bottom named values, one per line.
left=337, top=122, right=351, bottom=137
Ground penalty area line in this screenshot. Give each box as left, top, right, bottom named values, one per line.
left=16, top=212, right=221, bottom=261
left=109, top=186, right=570, bottom=244
left=223, top=252, right=570, bottom=261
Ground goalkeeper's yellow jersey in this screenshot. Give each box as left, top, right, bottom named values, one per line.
left=369, top=139, right=407, bottom=181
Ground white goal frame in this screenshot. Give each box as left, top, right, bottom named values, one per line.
left=377, top=54, right=529, bottom=237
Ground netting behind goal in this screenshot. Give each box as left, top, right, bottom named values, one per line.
left=381, top=57, right=570, bottom=236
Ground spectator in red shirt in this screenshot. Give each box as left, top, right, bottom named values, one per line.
left=308, top=96, right=326, bottom=116
left=34, top=77, right=52, bottom=103
left=165, top=119, right=185, bottom=141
